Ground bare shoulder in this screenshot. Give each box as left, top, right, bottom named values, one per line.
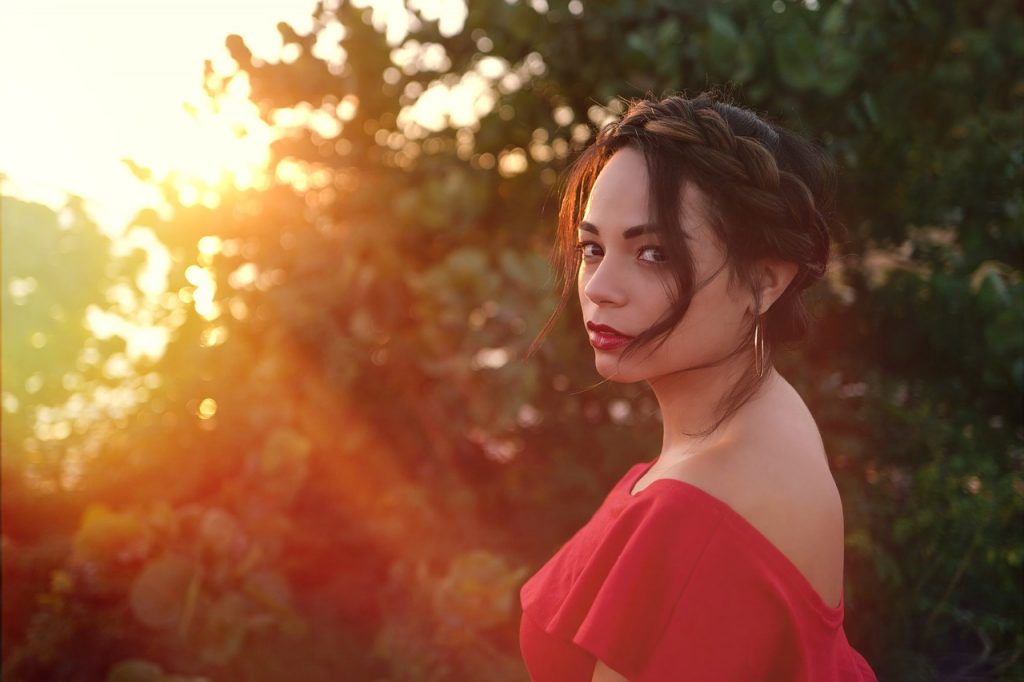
left=664, top=376, right=846, bottom=607
left=739, top=443, right=845, bottom=608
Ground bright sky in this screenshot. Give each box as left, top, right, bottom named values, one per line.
left=0, top=0, right=302, bottom=235
left=0, top=0, right=474, bottom=424
left=0, top=0, right=469, bottom=238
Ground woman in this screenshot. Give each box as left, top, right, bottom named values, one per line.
left=518, top=92, right=879, bottom=681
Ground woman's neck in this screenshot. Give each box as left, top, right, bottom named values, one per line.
left=649, top=362, right=781, bottom=465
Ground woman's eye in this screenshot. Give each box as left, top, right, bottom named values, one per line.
left=575, top=241, right=666, bottom=265
left=575, top=241, right=598, bottom=259
left=639, top=246, right=666, bottom=263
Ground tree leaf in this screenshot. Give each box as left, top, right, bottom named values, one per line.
left=129, top=552, right=195, bottom=629
left=773, top=21, right=819, bottom=90
left=105, top=659, right=164, bottom=682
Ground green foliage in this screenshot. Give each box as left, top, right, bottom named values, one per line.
left=3, top=0, right=1022, bottom=680
left=0, top=197, right=138, bottom=460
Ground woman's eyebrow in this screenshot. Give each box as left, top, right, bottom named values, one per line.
left=578, top=221, right=659, bottom=239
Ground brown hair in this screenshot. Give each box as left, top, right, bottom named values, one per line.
left=528, top=90, right=845, bottom=438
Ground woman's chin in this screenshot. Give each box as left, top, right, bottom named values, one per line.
left=594, top=357, right=641, bottom=383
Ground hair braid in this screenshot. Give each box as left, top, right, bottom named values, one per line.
left=626, top=101, right=783, bottom=193
left=622, top=96, right=833, bottom=297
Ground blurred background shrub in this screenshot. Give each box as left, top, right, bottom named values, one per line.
left=2, top=1, right=1021, bottom=680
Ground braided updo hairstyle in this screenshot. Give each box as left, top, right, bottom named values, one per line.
left=528, top=90, right=845, bottom=438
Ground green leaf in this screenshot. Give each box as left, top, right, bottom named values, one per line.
left=255, top=428, right=312, bottom=504
left=707, top=11, right=741, bottom=75
left=656, top=16, right=682, bottom=50
left=822, top=3, right=846, bottom=35
left=819, top=44, right=860, bottom=96
left=969, top=260, right=1012, bottom=302
left=105, top=659, right=164, bottom=682
left=198, top=507, right=245, bottom=557
left=199, top=592, right=249, bottom=664
left=708, top=10, right=740, bottom=43
left=734, top=29, right=759, bottom=84
left=774, top=22, right=820, bottom=90
left=129, top=552, right=195, bottom=629
left=72, top=503, right=151, bottom=565
left=861, top=92, right=879, bottom=126
left=499, top=250, right=532, bottom=287
left=625, top=30, right=655, bottom=60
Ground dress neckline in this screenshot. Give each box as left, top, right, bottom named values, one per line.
left=623, top=458, right=845, bottom=618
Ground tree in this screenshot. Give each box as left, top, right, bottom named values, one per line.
left=3, top=1, right=1021, bottom=680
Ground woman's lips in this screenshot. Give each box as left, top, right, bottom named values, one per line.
left=588, top=330, right=633, bottom=350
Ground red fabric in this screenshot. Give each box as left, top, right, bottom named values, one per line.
left=519, top=459, right=879, bottom=681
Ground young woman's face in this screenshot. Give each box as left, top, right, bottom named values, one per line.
left=576, top=146, right=753, bottom=383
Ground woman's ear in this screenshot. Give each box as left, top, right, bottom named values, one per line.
left=752, top=258, right=799, bottom=314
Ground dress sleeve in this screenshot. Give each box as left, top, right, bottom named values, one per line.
left=520, top=489, right=726, bottom=679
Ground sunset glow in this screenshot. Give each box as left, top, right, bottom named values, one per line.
left=0, top=0, right=329, bottom=237
left=1, top=0, right=475, bottom=370
left=0, top=0, right=470, bottom=237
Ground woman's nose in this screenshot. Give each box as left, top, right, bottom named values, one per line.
left=582, top=261, right=627, bottom=306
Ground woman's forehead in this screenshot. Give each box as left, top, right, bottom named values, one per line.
left=584, top=148, right=649, bottom=221
left=583, top=149, right=714, bottom=243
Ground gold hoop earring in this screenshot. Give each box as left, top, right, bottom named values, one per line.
left=753, top=314, right=767, bottom=379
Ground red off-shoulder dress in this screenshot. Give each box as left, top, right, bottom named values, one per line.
left=519, top=459, right=878, bottom=681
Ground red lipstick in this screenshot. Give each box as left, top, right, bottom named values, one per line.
left=587, top=321, right=633, bottom=350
